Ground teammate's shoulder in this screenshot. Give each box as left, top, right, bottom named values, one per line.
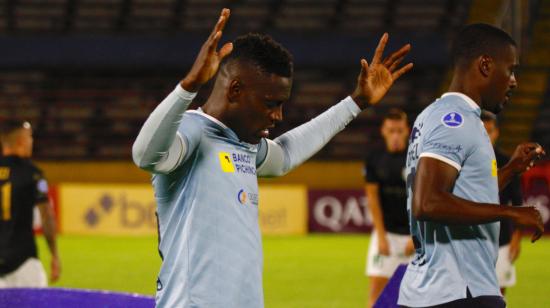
left=25, top=159, right=43, bottom=174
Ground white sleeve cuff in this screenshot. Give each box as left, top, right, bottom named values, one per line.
left=343, top=96, right=362, bottom=117
left=174, top=84, right=198, bottom=101
left=419, top=152, right=462, bottom=171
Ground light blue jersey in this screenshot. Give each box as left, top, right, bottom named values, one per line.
left=154, top=110, right=264, bottom=307
left=133, top=85, right=360, bottom=307
left=398, top=93, right=501, bottom=306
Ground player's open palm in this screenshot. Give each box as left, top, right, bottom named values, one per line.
left=512, top=206, right=544, bottom=242
left=181, top=8, right=233, bottom=92
left=352, top=33, right=414, bottom=109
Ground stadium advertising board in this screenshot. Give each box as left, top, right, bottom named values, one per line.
left=258, top=185, right=308, bottom=235
left=308, top=189, right=372, bottom=233
left=59, top=184, right=307, bottom=236
left=60, top=184, right=157, bottom=236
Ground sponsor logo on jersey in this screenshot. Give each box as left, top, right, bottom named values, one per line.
left=441, top=112, right=464, bottom=128
left=218, top=151, right=256, bottom=175
left=218, top=152, right=235, bottom=173
left=237, top=189, right=258, bottom=206
left=492, top=159, right=498, bottom=177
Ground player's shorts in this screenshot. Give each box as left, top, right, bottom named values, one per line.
left=0, top=258, right=47, bottom=288
left=366, top=231, right=412, bottom=278
left=496, top=244, right=516, bottom=288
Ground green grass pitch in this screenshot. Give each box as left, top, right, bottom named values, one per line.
left=37, top=235, right=550, bottom=307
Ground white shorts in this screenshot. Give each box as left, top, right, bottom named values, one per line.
left=366, top=231, right=412, bottom=278
left=496, top=244, right=516, bottom=288
left=0, top=258, right=47, bottom=288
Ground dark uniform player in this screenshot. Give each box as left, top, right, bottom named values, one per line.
left=481, top=111, right=523, bottom=295
left=365, top=108, right=414, bottom=307
left=0, top=120, right=60, bottom=287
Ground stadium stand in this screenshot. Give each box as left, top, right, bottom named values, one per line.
left=0, top=0, right=472, bottom=160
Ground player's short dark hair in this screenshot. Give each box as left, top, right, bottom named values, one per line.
left=0, top=119, right=30, bottom=137
left=480, top=110, right=498, bottom=125
left=451, top=23, right=516, bottom=67
left=383, top=108, right=408, bottom=122
left=0, top=120, right=31, bottom=145
left=224, top=33, right=293, bottom=77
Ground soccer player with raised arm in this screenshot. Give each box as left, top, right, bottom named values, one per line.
left=132, top=8, right=413, bottom=308
left=399, top=24, right=544, bottom=308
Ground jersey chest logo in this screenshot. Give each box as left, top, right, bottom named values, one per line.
left=441, top=112, right=464, bottom=128
left=218, top=152, right=236, bottom=173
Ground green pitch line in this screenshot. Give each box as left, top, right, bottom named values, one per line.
left=37, top=235, right=550, bottom=308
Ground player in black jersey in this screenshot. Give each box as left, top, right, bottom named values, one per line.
left=0, top=120, right=60, bottom=287
left=364, top=109, right=414, bottom=307
left=481, top=111, right=523, bottom=296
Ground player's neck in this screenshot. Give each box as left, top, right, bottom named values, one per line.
left=448, top=75, right=482, bottom=108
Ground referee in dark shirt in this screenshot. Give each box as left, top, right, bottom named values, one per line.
left=0, top=120, right=60, bottom=287
left=364, top=109, right=414, bottom=307
left=481, top=111, right=523, bottom=296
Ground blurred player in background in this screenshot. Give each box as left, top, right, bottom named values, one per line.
left=364, top=108, right=413, bottom=307
left=481, top=111, right=523, bottom=296
left=399, top=24, right=544, bottom=307
left=0, top=120, right=60, bottom=288
left=132, top=8, right=413, bottom=308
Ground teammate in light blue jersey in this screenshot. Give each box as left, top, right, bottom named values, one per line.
left=398, top=24, right=545, bottom=308
left=132, top=9, right=413, bottom=307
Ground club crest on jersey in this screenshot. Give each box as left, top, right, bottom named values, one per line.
left=441, top=112, right=464, bottom=128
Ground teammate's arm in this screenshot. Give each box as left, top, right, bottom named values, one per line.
left=256, top=34, right=413, bottom=176
left=37, top=200, right=60, bottom=283
left=132, top=9, right=233, bottom=174
left=412, top=157, right=544, bottom=242
left=497, top=142, right=544, bottom=190
left=366, top=183, right=390, bottom=256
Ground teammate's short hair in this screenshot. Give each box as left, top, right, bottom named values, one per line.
left=383, top=108, right=408, bottom=123
left=480, top=110, right=498, bottom=126
left=223, top=33, right=293, bottom=77
left=0, top=120, right=31, bottom=144
left=451, top=23, right=516, bottom=67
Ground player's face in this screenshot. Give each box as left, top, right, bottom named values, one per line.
left=231, top=72, right=292, bottom=144
left=485, top=45, right=518, bottom=114
left=381, top=119, right=409, bottom=152
left=482, top=120, right=499, bottom=145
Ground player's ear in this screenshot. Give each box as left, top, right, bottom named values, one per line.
left=478, top=55, right=493, bottom=78
left=227, top=79, right=241, bottom=104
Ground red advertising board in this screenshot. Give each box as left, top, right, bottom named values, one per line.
left=308, top=189, right=372, bottom=233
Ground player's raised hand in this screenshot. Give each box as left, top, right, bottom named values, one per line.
left=508, top=142, right=546, bottom=173
left=511, top=206, right=544, bottom=242
left=351, top=33, right=413, bottom=109
left=180, top=8, right=233, bottom=92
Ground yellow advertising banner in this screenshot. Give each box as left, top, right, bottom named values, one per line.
left=258, top=185, right=308, bottom=236
left=60, top=184, right=157, bottom=236
left=60, top=183, right=307, bottom=236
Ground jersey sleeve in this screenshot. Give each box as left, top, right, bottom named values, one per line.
left=32, top=168, right=49, bottom=204
left=419, top=111, right=477, bottom=172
